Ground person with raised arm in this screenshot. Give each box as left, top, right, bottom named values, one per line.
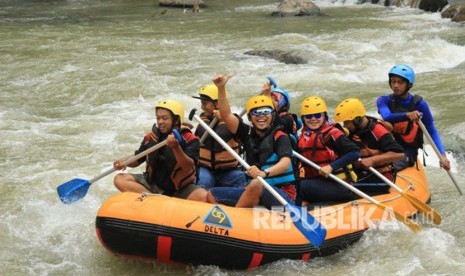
left=192, top=84, right=246, bottom=189
left=206, top=74, right=297, bottom=209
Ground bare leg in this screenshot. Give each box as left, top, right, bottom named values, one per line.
left=114, top=173, right=150, bottom=193
left=206, top=191, right=218, bottom=204
left=235, top=179, right=263, bottom=208
left=187, top=188, right=208, bottom=202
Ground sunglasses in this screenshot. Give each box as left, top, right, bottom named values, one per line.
left=304, top=113, right=324, bottom=119
left=250, top=107, right=274, bottom=116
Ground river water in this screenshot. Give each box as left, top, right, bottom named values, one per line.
left=1, top=0, right=465, bottom=275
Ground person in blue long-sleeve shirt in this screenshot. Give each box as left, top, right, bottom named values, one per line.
left=376, top=64, right=451, bottom=171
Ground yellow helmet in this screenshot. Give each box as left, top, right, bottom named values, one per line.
left=301, top=96, right=327, bottom=116
left=246, top=95, right=274, bottom=114
left=155, top=99, right=185, bottom=124
left=334, top=98, right=366, bottom=123
left=192, top=84, right=228, bottom=101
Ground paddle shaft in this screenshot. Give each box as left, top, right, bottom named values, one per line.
left=89, top=140, right=168, bottom=184
left=417, top=120, right=463, bottom=195
left=293, top=151, right=422, bottom=232
left=199, top=109, right=246, bottom=144
left=193, top=113, right=288, bottom=206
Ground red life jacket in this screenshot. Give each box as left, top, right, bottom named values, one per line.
left=351, top=118, right=395, bottom=179
left=297, top=123, right=353, bottom=181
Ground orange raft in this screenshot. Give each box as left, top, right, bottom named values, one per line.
left=96, top=163, right=430, bottom=270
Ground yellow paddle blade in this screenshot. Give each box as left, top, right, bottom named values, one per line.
left=378, top=203, right=421, bottom=233
left=402, top=192, right=442, bottom=225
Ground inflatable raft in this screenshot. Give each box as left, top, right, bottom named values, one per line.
left=95, top=163, right=430, bottom=270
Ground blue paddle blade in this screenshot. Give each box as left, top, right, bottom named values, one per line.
left=267, top=76, right=278, bottom=88
left=57, top=178, right=91, bottom=204
left=286, top=203, right=326, bottom=247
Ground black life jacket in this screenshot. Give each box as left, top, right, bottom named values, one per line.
left=144, top=124, right=197, bottom=193
left=244, top=126, right=296, bottom=186
left=388, top=94, right=424, bottom=149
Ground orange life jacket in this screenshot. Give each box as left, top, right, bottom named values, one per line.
left=196, top=113, right=240, bottom=170
left=389, top=94, right=424, bottom=149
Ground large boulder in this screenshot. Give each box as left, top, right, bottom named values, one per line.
left=441, top=3, right=465, bottom=21
left=271, top=0, right=321, bottom=17
left=418, top=0, right=448, bottom=11
left=244, top=49, right=308, bottom=64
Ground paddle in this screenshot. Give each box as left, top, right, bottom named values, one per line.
left=293, top=151, right=421, bottom=233
left=57, top=129, right=182, bottom=204
left=190, top=109, right=327, bottom=247
left=199, top=76, right=277, bottom=144
left=367, top=166, right=441, bottom=225
left=417, top=120, right=463, bottom=195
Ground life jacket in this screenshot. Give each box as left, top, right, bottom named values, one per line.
left=298, top=123, right=357, bottom=182
left=144, top=124, right=197, bottom=193
left=277, top=111, right=298, bottom=147
left=244, top=127, right=296, bottom=187
left=388, top=94, right=424, bottom=149
left=196, top=113, right=240, bottom=170
left=350, top=117, right=395, bottom=178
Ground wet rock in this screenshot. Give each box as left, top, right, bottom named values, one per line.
left=271, top=0, right=321, bottom=17
left=244, top=49, right=308, bottom=64
left=418, top=0, right=448, bottom=12
left=159, top=0, right=204, bottom=8
left=441, top=3, right=465, bottom=22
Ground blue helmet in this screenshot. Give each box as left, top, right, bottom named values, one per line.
left=271, top=87, right=290, bottom=111
left=389, top=64, right=415, bottom=87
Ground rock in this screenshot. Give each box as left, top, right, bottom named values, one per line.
left=159, top=0, right=204, bottom=8
left=244, top=50, right=308, bottom=64
left=271, top=0, right=321, bottom=17
left=418, top=0, right=448, bottom=11
left=441, top=3, right=465, bottom=21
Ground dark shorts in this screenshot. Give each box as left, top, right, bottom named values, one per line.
left=210, top=185, right=294, bottom=209
left=132, top=173, right=201, bottom=199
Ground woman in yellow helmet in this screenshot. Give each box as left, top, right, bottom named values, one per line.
left=205, top=74, right=297, bottom=209
left=112, top=99, right=207, bottom=202
left=334, top=98, right=404, bottom=194
left=192, top=84, right=246, bottom=189
left=297, top=96, right=361, bottom=203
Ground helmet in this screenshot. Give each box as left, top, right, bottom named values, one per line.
left=334, top=98, right=366, bottom=123
left=389, top=64, right=415, bottom=87
left=246, top=95, right=274, bottom=114
left=271, top=87, right=290, bottom=111
left=193, top=84, right=227, bottom=101
left=301, top=96, right=327, bottom=116
left=155, top=99, right=185, bottom=124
